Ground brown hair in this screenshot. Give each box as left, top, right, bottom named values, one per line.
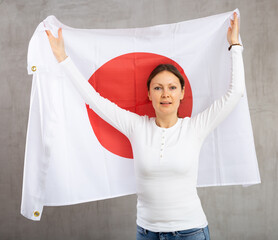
left=147, top=63, right=185, bottom=117
left=147, top=64, right=185, bottom=91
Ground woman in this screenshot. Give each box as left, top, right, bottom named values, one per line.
left=46, top=12, right=244, bottom=240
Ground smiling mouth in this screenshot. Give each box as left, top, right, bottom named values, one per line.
left=160, top=102, right=172, bottom=105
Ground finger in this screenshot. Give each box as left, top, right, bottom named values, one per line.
left=231, top=18, right=234, bottom=25
left=45, top=30, right=55, bottom=39
left=234, top=19, right=239, bottom=28
left=58, top=28, right=63, bottom=39
left=45, top=30, right=51, bottom=37
left=234, top=12, right=238, bottom=24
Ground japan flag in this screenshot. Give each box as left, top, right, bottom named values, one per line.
left=21, top=8, right=260, bottom=221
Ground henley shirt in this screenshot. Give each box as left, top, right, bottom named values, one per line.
left=59, top=45, right=245, bottom=232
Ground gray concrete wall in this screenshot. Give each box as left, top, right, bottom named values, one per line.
left=0, top=0, right=277, bottom=239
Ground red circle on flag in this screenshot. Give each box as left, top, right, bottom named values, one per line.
left=86, top=52, right=192, bottom=159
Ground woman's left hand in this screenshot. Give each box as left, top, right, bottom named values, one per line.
left=227, top=12, right=240, bottom=45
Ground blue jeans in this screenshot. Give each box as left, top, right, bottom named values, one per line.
left=136, top=224, right=210, bottom=240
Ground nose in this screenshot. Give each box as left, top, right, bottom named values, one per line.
left=162, top=89, right=170, bottom=98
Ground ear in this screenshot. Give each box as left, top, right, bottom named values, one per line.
left=148, top=91, right=152, bottom=101
left=180, top=87, right=185, bottom=100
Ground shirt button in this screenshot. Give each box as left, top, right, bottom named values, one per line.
left=160, top=154, right=163, bottom=158
left=161, top=142, right=164, bottom=145
left=162, top=136, right=165, bottom=139
left=31, top=66, right=37, bottom=72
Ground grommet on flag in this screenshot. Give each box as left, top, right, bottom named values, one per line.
left=31, top=66, right=37, bottom=72
left=34, top=211, right=40, bottom=217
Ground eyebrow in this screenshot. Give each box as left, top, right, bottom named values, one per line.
left=152, top=83, right=178, bottom=86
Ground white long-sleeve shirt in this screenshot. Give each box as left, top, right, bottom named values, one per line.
left=59, top=45, right=245, bottom=232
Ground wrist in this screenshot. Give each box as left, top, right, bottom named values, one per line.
left=57, top=53, right=68, bottom=63
left=228, top=43, right=242, bottom=51
left=230, top=37, right=239, bottom=45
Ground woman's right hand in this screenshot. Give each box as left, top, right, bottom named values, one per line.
left=45, top=28, right=68, bottom=63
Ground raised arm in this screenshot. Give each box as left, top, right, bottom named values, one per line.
left=45, top=28, right=143, bottom=138
left=61, top=56, right=143, bottom=137
left=189, top=45, right=245, bottom=140
left=189, top=12, right=246, bottom=140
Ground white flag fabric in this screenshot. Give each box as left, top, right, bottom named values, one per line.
left=21, top=8, right=261, bottom=221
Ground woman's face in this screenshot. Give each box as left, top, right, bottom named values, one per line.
left=148, top=70, right=185, bottom=118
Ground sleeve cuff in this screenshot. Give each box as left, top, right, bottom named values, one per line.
left=230, top=44, right=244, bottom=52
left=59, top=55, right=71, bottom=65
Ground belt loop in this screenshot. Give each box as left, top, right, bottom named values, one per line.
left=144, top=228, right=147, bottom=234
left=172, top=231, right=176, bottom=236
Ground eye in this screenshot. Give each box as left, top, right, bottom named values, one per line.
left=154, top=87, right=161, bottom=90
left=170, top=86, right=177, bottom=90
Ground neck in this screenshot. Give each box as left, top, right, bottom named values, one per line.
left=155, top=113, right=179, bottom=128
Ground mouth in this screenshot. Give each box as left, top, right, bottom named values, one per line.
left=160, top=101, right=172, bottom=105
